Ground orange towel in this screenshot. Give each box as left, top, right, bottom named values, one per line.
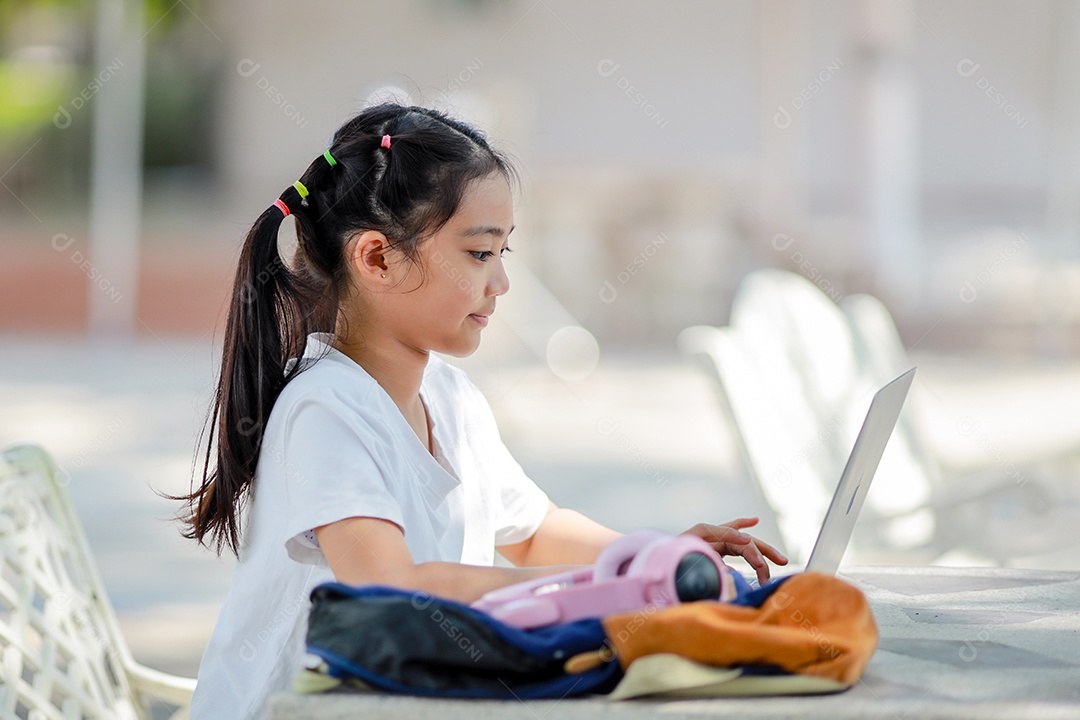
left=601, top=572, right=878, bottom=686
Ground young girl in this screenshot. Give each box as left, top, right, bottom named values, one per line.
left=175, top=102, right=785, bottom=719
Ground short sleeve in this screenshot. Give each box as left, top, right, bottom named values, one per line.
left=275, top=390, right=406, bottom=565
left=460, top=377, right=551, bottom=547
left=488, top=439, right=551, bottom=546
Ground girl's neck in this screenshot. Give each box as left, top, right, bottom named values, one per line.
left=330, top=333, right=429, bottom=415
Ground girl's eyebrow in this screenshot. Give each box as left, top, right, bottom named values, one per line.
left=459, top=224, right=515, bottom=238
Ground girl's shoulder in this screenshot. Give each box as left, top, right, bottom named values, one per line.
left=273, top=343, right=378, bottom=419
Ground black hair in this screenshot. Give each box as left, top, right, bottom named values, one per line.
left=168, top=102, right=519, bottom=558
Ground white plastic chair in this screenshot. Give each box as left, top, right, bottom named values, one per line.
left=0, top=442, right=195, bottom=720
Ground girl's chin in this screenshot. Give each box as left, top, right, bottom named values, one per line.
left=431, top=331, right=484, bottom=358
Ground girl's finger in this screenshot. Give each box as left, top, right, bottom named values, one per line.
left=728, top=541, right=770, bottom=584
left=751, top=537, right=788, bottom=565
left=719, top=517, right=760, bottom=530
left=695, top=524, right=752, bottom=545
left=712, top=529, right=787, bottom=566
left=717, top=526, right=753, bottom=544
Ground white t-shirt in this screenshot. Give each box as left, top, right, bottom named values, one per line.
left=188, top=332, right=550, bottom=720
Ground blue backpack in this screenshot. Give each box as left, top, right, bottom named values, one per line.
left=299, top=573, right=767, bottom=699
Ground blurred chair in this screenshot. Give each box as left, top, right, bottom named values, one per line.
left=678, top=268, right=1037, bottom=565
left=0, top=442, right=195, bottom=720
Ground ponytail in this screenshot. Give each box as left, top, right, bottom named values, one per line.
left=168, top=102, right=519, bottom=558
left=169, top=186, right=329, bottom=556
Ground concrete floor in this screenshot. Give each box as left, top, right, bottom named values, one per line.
left=1, top=330, right=1079, bottom=679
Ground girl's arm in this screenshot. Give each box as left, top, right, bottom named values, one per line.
left=497, top=500, right=624, bottom=567
left=499, top=503, right=788, bottom=584
left=315, top=515, right=583, bottom=605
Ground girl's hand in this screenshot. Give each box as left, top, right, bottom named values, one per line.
left=679, top=516, right=788, bottom=585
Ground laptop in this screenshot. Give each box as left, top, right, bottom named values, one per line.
left=744, top=367, right=917, bottom=587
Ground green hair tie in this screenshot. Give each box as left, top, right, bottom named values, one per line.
left=293, top=180, right=309, bottom=199
left=323, top=149, right=338, bottom=167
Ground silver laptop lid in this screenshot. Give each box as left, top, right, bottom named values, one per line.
left=804, top=367, right=917, bottom=575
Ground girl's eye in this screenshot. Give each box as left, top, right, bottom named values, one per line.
left=469, top=247, right=514, bottom=262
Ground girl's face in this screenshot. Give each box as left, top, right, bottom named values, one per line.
left=363, top=172, right=515, bottom=357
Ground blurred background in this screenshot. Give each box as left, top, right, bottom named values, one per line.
left=2, top=0, right=1079, bottom=677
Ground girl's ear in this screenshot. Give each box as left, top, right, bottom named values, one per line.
left=347, top=230, right=393, bottom=282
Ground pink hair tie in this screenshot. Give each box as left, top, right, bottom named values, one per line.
left=381, top=134, right=392, bottom=149
left=273, top=198, right=290, bottom=217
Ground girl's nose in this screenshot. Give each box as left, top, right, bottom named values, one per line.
left=491, top=261, right=510, bottom=297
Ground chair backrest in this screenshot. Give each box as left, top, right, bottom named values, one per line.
left=737, top=269, right=860, bottom=422
left=678, top=322, right=831, bottom=564
left=729, top=270, right=856, bottom=479
left=840, top=293, right=941, bottom=517
left=0, top=442, right=146, bottom=720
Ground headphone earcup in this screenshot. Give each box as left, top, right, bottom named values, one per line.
left=625, top=534, right=725, bottom=605
left=672, top=550, right=724, bottom=602
left=594, top=529, right=669, bottom=581
left=623, top=536, right=677, bottom=583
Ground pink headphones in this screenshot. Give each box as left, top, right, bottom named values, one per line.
left=471, top=529, right=736, bottom=629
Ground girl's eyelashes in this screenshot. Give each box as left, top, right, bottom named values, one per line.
left=469, top=247, right=514, bottom=262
